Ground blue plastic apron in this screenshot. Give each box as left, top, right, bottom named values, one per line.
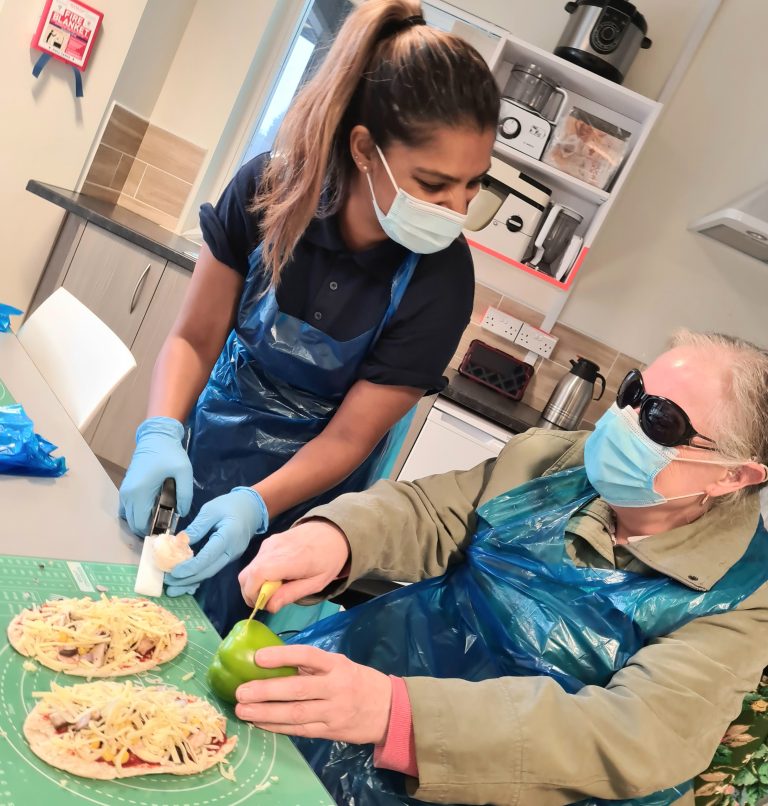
left=186, top=244, right=420, bottom=634
left=291, top=466, right=768, bottom=806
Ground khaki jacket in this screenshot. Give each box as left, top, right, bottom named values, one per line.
left=306, top=429, right=768, bottom=806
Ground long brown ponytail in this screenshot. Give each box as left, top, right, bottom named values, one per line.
left=253, top=0, right=500, bottom=286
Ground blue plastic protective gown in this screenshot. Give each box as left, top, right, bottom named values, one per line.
left=185, top=244, right=419, bottom=634
left=291, top=466, right=768, bottom=806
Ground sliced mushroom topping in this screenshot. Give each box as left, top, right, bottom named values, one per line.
left=89, top=642, right=108, bottom=667
left=49, top=711, right=70, bottom=730
left=73, top=708, right=100, bottom=731
left=135, top=637, right=155, bottom=656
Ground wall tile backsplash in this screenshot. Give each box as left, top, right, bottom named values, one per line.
left=451, top=284, right=644, bottom=428
left=83, top=104, right=206, bottom=230
left=100, top=104, right=148, bottom=155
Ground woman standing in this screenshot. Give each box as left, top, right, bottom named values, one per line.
left=118, top=0, right=500, bottom=633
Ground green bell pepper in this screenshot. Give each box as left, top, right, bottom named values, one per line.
left=207, top=619, right=296, bottom=704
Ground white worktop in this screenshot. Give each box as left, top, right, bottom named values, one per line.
left=0, top=331, right=141, bottom=564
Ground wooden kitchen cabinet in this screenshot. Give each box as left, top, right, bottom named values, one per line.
left=30, top=214, right=195, bottom=470
left=89, top=264, right=191, bottom=470
left=60, top=224, right=165, bottom=346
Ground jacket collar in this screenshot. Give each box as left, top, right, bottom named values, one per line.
left=568, top=496, right=761, bottom=591
left=543, top=431, right=763, bottom=591
left=620, top=496, right=760, bottom=590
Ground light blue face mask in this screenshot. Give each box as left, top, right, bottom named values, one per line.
left=584, top=404, right=741, bottom=508
left=366, top=145, right=467, bottom=254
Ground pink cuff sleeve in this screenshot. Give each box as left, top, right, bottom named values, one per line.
left=373, top=675, right=418, bottom=778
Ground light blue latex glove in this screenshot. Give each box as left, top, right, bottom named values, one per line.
left=164, top=486, right=269, bottom=597
left=119, top=417, right=193, bottom=537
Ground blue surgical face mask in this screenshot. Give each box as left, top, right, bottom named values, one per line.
left=584, top=404, right=742, bottom=508
left=366, top=145, right=467, bottom=254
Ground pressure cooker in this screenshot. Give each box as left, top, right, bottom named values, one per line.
left=554, top=0, right=652, bottom=84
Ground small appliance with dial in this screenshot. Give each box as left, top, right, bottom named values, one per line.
left=554, top=0, right=652, bottom=85
left=464, top=157, right=552, bottom=261
left=496, top=63, right=569, bottom=160
left=497, top=99, right=553, bottom=160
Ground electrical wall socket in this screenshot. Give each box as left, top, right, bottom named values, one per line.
left=514, top=323, right=558, bottom=358
left=481, top=306, right=523, bottom=343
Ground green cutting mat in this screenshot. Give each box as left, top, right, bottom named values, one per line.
left=0, top=379, right=15, bottom=407
left=0, top=556, right=335, bottom=806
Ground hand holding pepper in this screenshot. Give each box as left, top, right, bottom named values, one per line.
left=207, top=619, right=296, bottom=703
left=235, top=645, right=393, bottom=746
left=238, top=520, right=350, bottom=612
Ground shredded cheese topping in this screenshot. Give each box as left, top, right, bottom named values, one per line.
left=32, top=681, right=231, bottom=770
left=14, top=596, right=185, bottom=673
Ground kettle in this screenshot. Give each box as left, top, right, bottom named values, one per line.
left=538, top=357, right=605, bottom=430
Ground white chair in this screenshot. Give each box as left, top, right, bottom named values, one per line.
left=17, top=288, right=137, bottom=432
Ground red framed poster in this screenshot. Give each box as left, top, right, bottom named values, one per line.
left=32, top=0, right=103, bottom=71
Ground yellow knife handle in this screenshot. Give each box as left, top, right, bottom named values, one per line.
left=254, top=580, right=283, bottom=612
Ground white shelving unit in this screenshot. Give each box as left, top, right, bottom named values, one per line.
left=468, top=32, right=662, bottom=291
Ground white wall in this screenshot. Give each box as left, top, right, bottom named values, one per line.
left=0, top=0, right=149, bottom=312
left=150, top=0, right=301, bottom=233
left=0, top=0, right=304, bottom=311
left=111, top=0, right=196, bottom=120
left=452, top=0, right=768, bottom=361
left=558, top=0, right=768, bottom=361
left=150, top=0, right=280, bottom=148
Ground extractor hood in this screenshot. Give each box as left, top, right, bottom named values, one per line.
left=690, top=182, right=768, bottom=262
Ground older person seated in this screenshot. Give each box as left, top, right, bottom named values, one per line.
left=234, top=330, right=768, bottom=806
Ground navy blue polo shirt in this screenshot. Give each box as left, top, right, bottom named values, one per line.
left=199, top=154, right=474, bottom=392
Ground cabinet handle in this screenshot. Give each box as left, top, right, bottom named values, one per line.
left=129, top=264, right=152, bottom=313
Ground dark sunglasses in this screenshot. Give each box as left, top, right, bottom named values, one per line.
left=616, top=369, right=717, bottom=450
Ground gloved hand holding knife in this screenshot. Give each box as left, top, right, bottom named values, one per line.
left=119, top=417, right=193, bottom=536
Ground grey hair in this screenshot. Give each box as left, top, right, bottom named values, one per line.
left=670, top=329, right=768, bottom=498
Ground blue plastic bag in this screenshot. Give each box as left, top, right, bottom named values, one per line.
left=0, top=304, right=23, bottom=332
left=291, top=467, right=768, bottom=806
left=0, top=404, right=67, bottom=477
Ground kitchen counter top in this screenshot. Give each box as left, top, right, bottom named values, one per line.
left=0, top=332, right=141, bottom=564
left=27, top=180, right=200, bottom=271
left=440, top=368, right=542, bottom=433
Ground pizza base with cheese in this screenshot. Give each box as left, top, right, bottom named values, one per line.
left=25, top=681, right=237, bottom=779
left=8, top=596, right=187, bottom=677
